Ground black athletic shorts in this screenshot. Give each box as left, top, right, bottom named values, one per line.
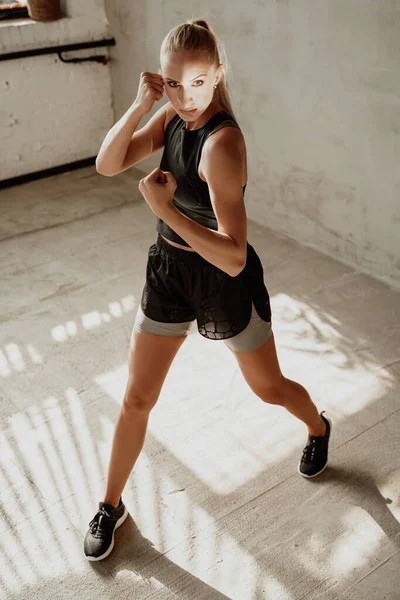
left=138, top=233, right=272, bottom=342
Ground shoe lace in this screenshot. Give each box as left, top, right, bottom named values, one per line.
left=88, top=507, right=117, bottom=538
left=302, top=437, right=321, bottom=463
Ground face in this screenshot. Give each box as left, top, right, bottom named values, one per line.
left=160, top=52, right=223, bottom=121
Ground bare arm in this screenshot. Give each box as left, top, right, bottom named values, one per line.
left=96, top=71, right=165, bottom=176
left=95, top=103, right=147, bottom=176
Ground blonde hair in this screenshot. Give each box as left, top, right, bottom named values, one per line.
left=160, top=19, right=238, bottom=123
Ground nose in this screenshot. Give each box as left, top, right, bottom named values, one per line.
left=177, top=87, right=193, bottom=107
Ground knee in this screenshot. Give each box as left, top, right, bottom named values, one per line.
left=123, top=390, right=156, bottom=415
left=257, top=380, right=287, bottom=406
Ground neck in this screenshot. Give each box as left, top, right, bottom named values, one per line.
left=184, top=102, right=223, bottom=130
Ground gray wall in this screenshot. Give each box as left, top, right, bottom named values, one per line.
left=105, top=0, right=400, bottom=288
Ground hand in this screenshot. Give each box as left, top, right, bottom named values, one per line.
left=134, top=71, right=165, bottom=115
left=138, top=168, right=177, bottom=218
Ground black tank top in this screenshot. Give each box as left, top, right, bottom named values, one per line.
left=156, top=109, right=247, bottom=247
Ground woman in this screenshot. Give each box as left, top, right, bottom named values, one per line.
left=84, top=19, right=332, bottom=562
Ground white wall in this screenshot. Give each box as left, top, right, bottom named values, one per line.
left=1, top=0, right=399, bottom=288
left=0, top=0, right=113, bottom=179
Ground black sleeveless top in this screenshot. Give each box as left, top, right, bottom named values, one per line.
left=156, top=109, right=247, bottom=247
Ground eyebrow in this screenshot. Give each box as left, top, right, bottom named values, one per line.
left=164, top=73, right=207, bottom=82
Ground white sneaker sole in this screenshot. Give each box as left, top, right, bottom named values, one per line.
left=298, top=460, right=328, bottom=478
left=85, top=505, right=129, bottom=561
left=298, top=415, right=332, bottom=479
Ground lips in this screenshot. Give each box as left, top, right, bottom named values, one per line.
left=181, top=108, right=196, bottom=114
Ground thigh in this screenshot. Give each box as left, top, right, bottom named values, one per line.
left=194, top=266, right=253, bottom=340
left=225, top=318, right=284, bottom=396
left=126, top=315, right=188, bottom=408
left=193, top=242, right=272, bottom=341
left=134, top=303, right=193, bottom=337
left=223, top=301, right=273, bottom=353
left=142, top=243, right=196, bottom=324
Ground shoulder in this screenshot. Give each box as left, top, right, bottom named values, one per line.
left=201, top=126, right=245, bottom=181
left=203, top=123, right=245, bottom=157
left=207, top=122, right=243, bottom=143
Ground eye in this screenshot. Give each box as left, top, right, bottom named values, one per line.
left=167, top=80, right=204, bottom=88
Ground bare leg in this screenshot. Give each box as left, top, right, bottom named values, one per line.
left=280, top=377, right=326, bottom=437
left=228, top=333, right=327, bottom=437
left=103, top=405, right=150, bottom=508
left=102, top=328, right=187, bottom=508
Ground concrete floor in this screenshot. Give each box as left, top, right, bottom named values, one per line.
left=0, top=165, right=399, bottom=600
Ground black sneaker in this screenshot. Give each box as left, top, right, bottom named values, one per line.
left=84, top=497, right=128, bottom=561
left=298, top=412, right=332, bottom=478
